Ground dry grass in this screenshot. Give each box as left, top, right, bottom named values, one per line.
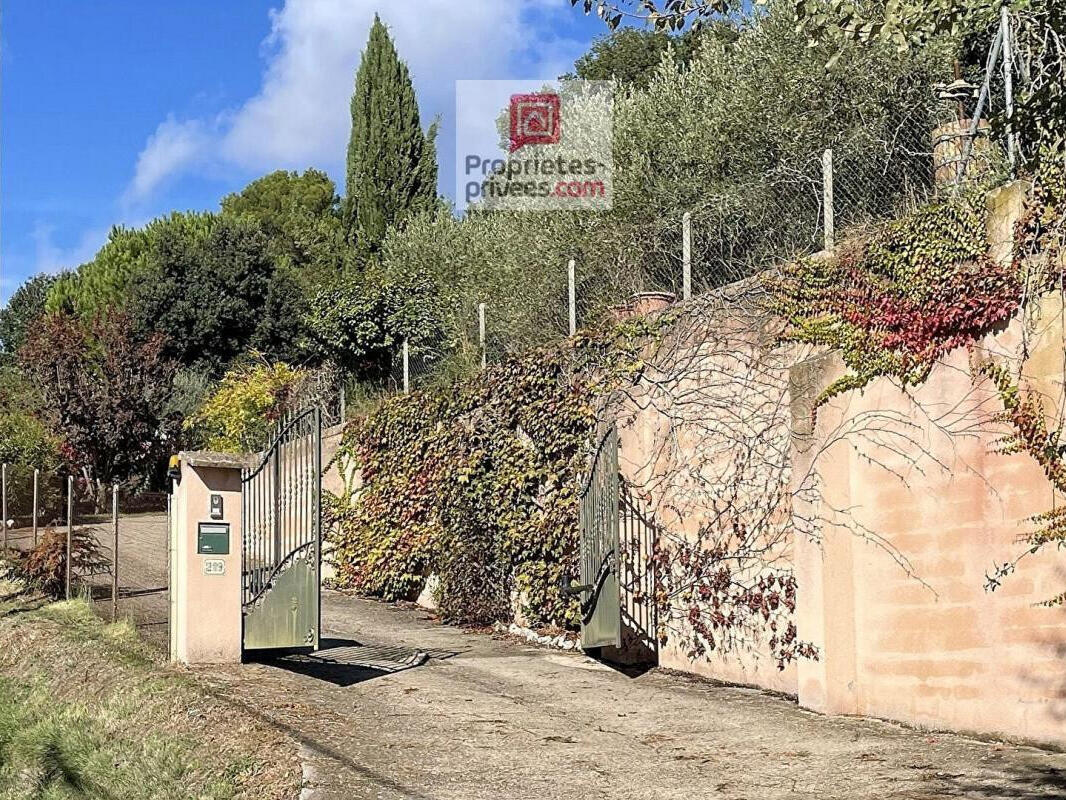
left=0, top=578, right=301, bottom=800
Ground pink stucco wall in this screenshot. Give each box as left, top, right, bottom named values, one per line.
left=616, top=182, right=1066, bottom=746
left=793, top=298, right=1066, bottom=745
left=615, top=285, right=803, bottom=695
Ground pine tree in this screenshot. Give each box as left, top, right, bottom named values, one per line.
left=346, top=15, right=438, bottom=254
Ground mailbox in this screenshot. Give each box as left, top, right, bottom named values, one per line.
left=197, top=522, right=230, bottom=555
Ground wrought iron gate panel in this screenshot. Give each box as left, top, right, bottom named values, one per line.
left=241, top=407, right=321, bottom=651
left=577, top=426, right=621, bottom=649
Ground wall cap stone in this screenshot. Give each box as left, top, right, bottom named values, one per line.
left=179, top=450, right=255, bottom=470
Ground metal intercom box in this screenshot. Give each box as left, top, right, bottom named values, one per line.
left=197, top=522, right=230, bottom=555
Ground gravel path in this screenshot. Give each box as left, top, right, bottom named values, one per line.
left=15, top=512, right=1066, bottom=799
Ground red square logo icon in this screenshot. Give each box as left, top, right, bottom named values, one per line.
left=509, top=93, right=560, bottom=152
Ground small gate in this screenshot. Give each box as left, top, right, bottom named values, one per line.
left=241, top=407, right=322, bottom=651
left=574, top=426, right=621, bottom=650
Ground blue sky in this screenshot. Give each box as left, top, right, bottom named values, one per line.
left=1, top=0, right=617, bottom=303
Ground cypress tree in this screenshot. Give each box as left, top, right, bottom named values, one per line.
left=346, top=15, right=438, bottom=254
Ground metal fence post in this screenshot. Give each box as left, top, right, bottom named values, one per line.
left=65, top=476, right=73, bottom=601
left=112, top=483, right=119, bottom=621
left=478, top=302, right=487, bottom=368
left=682, top=211, right=692, bottom=301
left=32, top=469, right=39, bottom=547
left=402, top=339, right=410, bottom=394
left=2, top=463, right=7, bottom=553
left=1001, top=5, right=1016, bottom=175
left=961, top=23, right=1004, bottom=182
left=568, top=258, right=577, bottom=336
left=822, top=148, right=835, bottom=252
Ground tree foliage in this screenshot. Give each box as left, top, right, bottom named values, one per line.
left=0, top=274, right=56, bottom=356
left=385, top=0, right=952, bottom=363
left=221, top=169, right=337, bottom=230
left=126, top=214, right=288, bottom=374
left=18, top=314, right=178, bottom=503
left=792, top=0, right=1065, bottom=159
left=304, top=272, right=433, bottom=379
left=0, top=408, right=63, bottom=521
left=184, top=358, right=307, bottom=453
left=221, top=169, right=348, bottom=285
left=46, top=214, right=213, bottom=320
left=570, top=0, right=735, bottom=31
left=345, top=15, right=438, bottom=254
left=47, top=226, right=150, bottom=319
left=0, top=367, right=62, bottom=517
left=575, top=1, right=1064, bottom=160
left=566, top=26, right=709, bottom=86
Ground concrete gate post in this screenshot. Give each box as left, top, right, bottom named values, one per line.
left=169, top=451, right=248, bottom=664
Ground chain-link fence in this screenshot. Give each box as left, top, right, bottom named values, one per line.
left=415, top=113, right=1002, bottom=375
left=0, top=465, right=168, bottom=626
left=310, top=33, right=1017, bottom=415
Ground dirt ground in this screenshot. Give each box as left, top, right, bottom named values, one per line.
left=13, top=512, right=1066, bottom=799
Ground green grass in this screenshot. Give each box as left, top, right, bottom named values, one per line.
left=0, top=676, right=263, bottom=800
left=29, top=600, right=154, bottom=669
left=0, top=582, right=295, bottom=800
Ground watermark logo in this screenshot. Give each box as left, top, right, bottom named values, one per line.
left=456, top=79, right=613, bottom=213
left=509, top=93, right=560, bottom=152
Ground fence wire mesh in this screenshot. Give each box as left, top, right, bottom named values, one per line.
left=305, top=59, right=1013, bottom=423
left=0, top=468, right=168, bottom=625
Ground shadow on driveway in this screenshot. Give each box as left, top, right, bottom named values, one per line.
left=247, top=637, right=459, bottom=687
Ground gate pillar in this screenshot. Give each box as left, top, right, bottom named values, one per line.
left=169, top=451, right=247, bottom=664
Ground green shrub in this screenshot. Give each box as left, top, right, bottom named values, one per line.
left=184, top=357, right=307, bottom=453
left=0, top=411, right=63, bottom=524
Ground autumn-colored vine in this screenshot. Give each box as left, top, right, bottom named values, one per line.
left=766, top=189, right=1021, bottom=407
left=769, top=159, right=1066, bottom=604
left=329, top=161, right=1066, bottom=650
left=326, top=314, right=668, bottom=628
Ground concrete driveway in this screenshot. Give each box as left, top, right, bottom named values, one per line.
left=201, top=593, right=1066, bottom=800
left=27, top=511, right=1066, bottom=799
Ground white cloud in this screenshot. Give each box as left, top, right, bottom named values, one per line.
left=126, top=116, right=211, bottom=200
left=125, top=0, right=587, bottom=202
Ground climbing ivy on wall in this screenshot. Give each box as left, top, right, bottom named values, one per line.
left=1015, top=153, right=1066, bottom=288
left=766, top=189, right=1022, bottom=407
left=327, top=316, right=667, bottom=628
left=981, top=156, right=1066, bottom=604
left=330, top=164, right=1066, bottom=638
left=769, top=161, right=1066, bottom=604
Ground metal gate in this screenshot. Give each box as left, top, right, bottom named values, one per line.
left=241, top=407, right=322, bottom=651
left=574, top=426, right=621, bottom=650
